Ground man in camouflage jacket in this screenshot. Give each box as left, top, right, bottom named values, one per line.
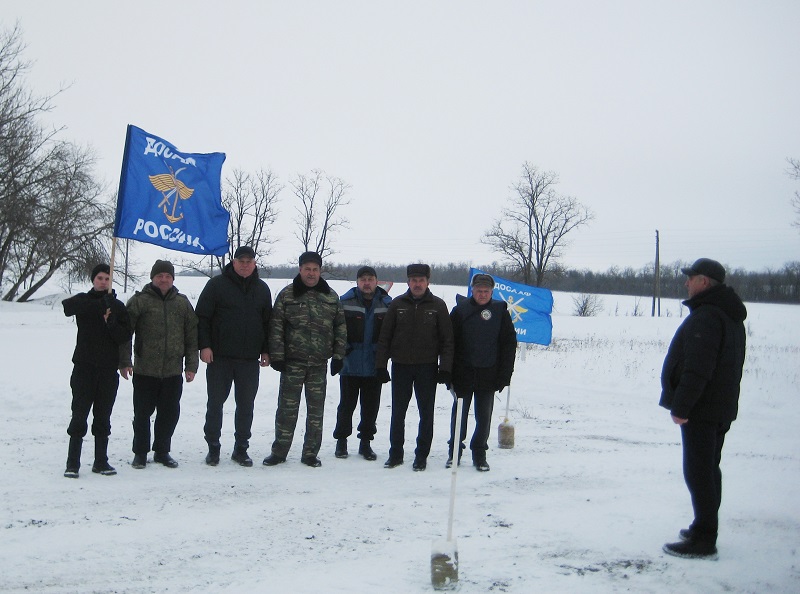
left=263, top=252, right=346, bottom=468
left=121, top=260, right=199, bottom=470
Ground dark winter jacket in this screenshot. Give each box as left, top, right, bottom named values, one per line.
left=660, top=284, right=747, bottom=422
left=63, top=288, right=131, bottom=369
left=195, top=263, right=273, bottom=360
left=268, top=275, right=346, bottom=365
left=450, top=295, right=517, bottom=392
left=122, top=283, right=199, bottom=378
left=375, top=288, right=454, bottom=371
left=340, top=286, right=392, bottom=377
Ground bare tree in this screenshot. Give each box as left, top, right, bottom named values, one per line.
left=788, top=157, right=800, bottom=229
left=482, top=162, right=593, bottom=286
left=572, top=293, right=603, bottom=317
left=290, top=169, right=351, bottom=262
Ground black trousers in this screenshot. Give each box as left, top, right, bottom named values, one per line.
left=204, top=358, right=260, bottom=449
left=448, top=388, right=495, bottom=462
left=333, top=375, right=382, bottom=441
left=388, top=362, right=437, bottom=461
left=132, top=374, right=183, bottom=455
left=681, top=419, right=731, bottom=545
left=67, top=363, right=119, bottom=439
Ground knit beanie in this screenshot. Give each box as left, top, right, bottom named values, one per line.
left=150, top=259, right=175, bottom=279
left=91, top=263, right=110, bottom=281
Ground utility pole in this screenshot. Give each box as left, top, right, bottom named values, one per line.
left=651, top=230, right=661, bottom=317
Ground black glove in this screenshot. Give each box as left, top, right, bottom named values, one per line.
left=495, top=383, right=508, bottom=393
left=376, top=368, right=391, bottom=384
left=437, top=370, right=452, bottom=386
left=330, top=359, right=344, bottom=376
left=102, top=293, right=115, bottom=310
left=271, top=360, right=286, bottom=373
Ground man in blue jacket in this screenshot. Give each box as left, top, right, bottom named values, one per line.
left=333, top=266, right=392, bottom=461
left=196, top=246, right=272, bottom=467
left=660, top=258, right=747, bottom=560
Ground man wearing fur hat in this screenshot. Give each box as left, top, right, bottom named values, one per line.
left=62, top=264, right=131, bottom=478
left=121, top=260, right=199, bottom=470
left=196, top=246, right=273, bottom=467
left=263, top=251, right=346, bottom=468
left=375, top=263, right=454, bottom=471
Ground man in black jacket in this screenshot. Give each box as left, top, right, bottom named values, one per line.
left=660, top=258, right=747, bottom=559
left=61, top=264, right=131, bottom=478
left=196, top=246, right=272, bottom=467
left=447, top=273, right=516, bottom=472
left=375, top=263, right=454, bottom=471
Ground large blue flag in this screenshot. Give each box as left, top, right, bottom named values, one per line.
left=114, top=125, right=230, bottom=256
left=468, top=268, right=554, bottom=345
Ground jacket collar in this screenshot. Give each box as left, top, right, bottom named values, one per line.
left=292, top=274, right=331, bottom=296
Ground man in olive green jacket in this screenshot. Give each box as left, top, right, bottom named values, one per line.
left=263, top=252, right=346, bottom=468
left=121, top=260, right=199, bottom=469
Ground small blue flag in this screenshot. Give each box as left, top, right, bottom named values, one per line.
left=113, top=125, right=230, bottom=256
left=468, top=268, right=554, bottom=345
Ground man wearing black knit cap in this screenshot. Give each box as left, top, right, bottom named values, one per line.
left=660, top=257, right=747, bottom=559
left=375, top=263, right=454, bottom=471
left=196, top=245, right=272, bottom=467
left=61, top=264, right=131, bottom=478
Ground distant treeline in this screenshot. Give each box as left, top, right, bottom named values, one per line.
left=182, top=260, right=800, bottom=304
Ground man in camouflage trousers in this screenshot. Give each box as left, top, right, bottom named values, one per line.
left=263, top=252, right=346, bottom=468
left=121, top=260, right=198, bottom=470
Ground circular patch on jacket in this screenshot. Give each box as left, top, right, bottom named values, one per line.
left=481, top=309, right=492, bottom=320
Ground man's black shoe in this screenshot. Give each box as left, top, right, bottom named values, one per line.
left=91, top=461, right=117, bottom=476
left=132, top=454, right=147, bottom=469
left=663, top=539, right=718, bottom=560
left=231, top=449, right=253, bottom=467
left=358, top=441, right=377, bottom=461
left=445, top=458, right=453, bottom=469
left=64, top=466, right=79, bottom=478
left=679, top=528, right=693, bottom=542
left=205, top=450, right=220, bottom=466
left=301, top=456, right=322, bottom=467
left=262, top=454, right=286, bottom=466
left=474, top=460, right=490, bottom=472
left=412, top=458, right=427, bottom=471
left=335, top=439, right=348, bottom=459
left=154, top=453, right=179, bottom=468
left=384, top=458, right=403, bottom=468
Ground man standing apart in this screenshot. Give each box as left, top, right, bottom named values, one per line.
left=122, top=260, right=198, bottom=469
left=62, top=264, right=131, bottom=478
left=333, top=266, right=393, bottom=461
left=447, top=273, right=516, bottom=472
left=264, top=251, right=346, bottom=468
left=196, top=246, right=272, bottom=467
left=660, top=258, right=747, bottom=559
left=376, top=264, right=454, bottom=471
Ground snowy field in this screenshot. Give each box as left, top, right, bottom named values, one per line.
left=0, top=276, right=798, bottom=593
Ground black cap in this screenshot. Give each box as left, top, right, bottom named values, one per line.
left=681, top=258, right=725, bottom=283
left=150, top=259, right=175, bottom=279
left=357, top=266, right=377, bottom=279
left=299, top=251, right=323, bottom=267
left=234, top=246, right=256, bottom=259
left=471, top=273, right=495, bottom=288
left=406, top=263, right=431, bottom=278
left=91, top=264, right=110, bottom=281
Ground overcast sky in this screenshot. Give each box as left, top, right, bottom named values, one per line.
left=4, top=1, right=800, bottom=274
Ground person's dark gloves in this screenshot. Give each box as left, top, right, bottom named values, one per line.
left=271, top=360, right=286, bottom=373
left=376, top=368, right=391, bottom=384
left=330, top=359, right=344, bottom=376
left=102, top=293, right=115, bottom=310
left=437, top=370, right=452, bottom=387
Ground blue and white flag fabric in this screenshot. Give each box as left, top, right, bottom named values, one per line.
left=468, top=268, right=554, bottom=345
left=113, top=125, right=230, bottom=256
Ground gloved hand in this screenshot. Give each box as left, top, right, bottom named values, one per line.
left=376, top=368, right=391, bottom=384
left=437, top=370, right=452, bottom=386
left=330, top=359, right=344, bottom=376
left=102, top=293, right=115, bottom=310
left=495, top=383, right=508, bottom=393
left=271, top=360, right=286, bottom=373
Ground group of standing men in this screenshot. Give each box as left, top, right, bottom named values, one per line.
left=61, top=253, right=517, bottom=477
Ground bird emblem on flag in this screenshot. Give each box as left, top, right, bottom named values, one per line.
left=149, top=166, right=195, bottom=223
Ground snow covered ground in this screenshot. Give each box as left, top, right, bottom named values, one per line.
left=1, top=277, right=798, bottom=593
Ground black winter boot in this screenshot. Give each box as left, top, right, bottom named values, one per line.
left=358, top=440, right=377, bottom=461
left=92, top=436, right=117, bottom=476
left=205, top=443, right=221, bottom=466
left=64, top=437, right=82, bottom=478
left=335, top=438, right=348, bottom=459
left=231, top=445, right=253, bottom=467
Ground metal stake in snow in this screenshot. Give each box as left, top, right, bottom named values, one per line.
left=431, top=390, right=463, bottom=590
left=498, top=382, right=515, bottom=449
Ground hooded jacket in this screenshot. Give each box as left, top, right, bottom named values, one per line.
left=122, top=283, right=199, bottom=378
left=660, top=283, right=747, bottom=422
left=340, top=285, right=392, bottom=377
